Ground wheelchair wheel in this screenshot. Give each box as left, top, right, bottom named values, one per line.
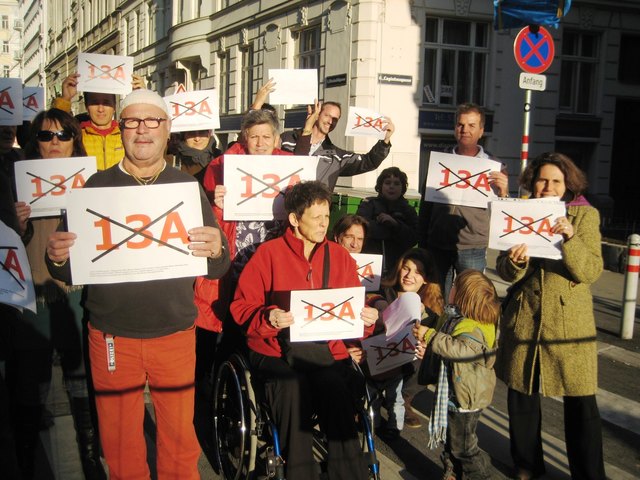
left=213, top=354, right=258, bottom=480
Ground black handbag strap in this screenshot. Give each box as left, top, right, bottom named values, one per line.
left=322, top=243, right=330, bottom=289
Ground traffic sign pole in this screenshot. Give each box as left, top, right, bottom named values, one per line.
left=521, top=89, right=531, bottom=173
left=518, top=89, right=532, bottom=197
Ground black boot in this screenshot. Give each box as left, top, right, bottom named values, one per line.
left=15, top=405, right=41, bottom=479
left=70, top=396, right=106, bottom=480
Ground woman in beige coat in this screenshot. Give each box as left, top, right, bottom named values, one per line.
left=496, top=153, right=605, bottom=480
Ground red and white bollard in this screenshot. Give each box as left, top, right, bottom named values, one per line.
left=621, top=233, right=640, bottom=339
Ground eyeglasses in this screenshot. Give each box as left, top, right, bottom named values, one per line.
left=119, top=117, right=167, bottom=130
left=36, top=130, right=74, bottom=142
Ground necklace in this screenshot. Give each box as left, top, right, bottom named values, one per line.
left=123, top=161, right=166, bottom=186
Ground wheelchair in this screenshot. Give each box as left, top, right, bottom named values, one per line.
left=212, top=352, right=381, bottom=480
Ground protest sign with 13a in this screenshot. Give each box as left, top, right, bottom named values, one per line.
left=289, top=286, right=365, bottom=342
left=164, top=89, right=221, bottom=132
left=350, top=253, right=383, bottom=291
left=66, top=183, right=207, bottom=285
left=14, top=157, right=97, bottom=218
left=361, top=323, right=417, bottom=376
left=423, top=151, right=501, bottom=209
left=223, top=155, right=319, bottom=221
left=77, top=52, right=134, bottom=95
left=488, top=197, right=566, bottom=260
left=345, top=106, right=387, bottom=140
left=0, top=220, right=36, bottom=313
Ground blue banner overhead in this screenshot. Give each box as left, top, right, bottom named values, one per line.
left=494, top=0, right=572, bottom=30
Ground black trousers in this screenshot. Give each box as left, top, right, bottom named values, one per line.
left=507, top=388, right=606, bottom=479
left=249, top=351, right=368, bottom=480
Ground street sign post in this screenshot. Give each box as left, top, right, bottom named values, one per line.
left=513, top=26, right=555, bottom=183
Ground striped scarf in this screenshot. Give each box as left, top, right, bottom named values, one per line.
left=427, top=305, right=462, bottom=449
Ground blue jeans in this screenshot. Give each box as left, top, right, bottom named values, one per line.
left=428, top=247, right=487, bottom=300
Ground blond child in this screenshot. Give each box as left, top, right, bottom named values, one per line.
left=414, top=270, right=500, bottom=480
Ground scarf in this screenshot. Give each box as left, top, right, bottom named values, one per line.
left=175, top=137, right=219, bottom=168
left=427, top=305, right=462, bottom=449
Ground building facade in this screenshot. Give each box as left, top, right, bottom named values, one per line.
left=16, top=0, right=46, bottom=87
left=0, top=0, right=20, bottom=79
left=20, top=0, right=640, bottom=233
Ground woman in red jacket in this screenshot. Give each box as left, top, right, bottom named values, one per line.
left=231, top=181, right=378, bottom=480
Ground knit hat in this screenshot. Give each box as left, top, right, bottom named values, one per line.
left=120, top=89, right=170, bottom=117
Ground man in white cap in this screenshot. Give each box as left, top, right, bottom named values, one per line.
left=45, top=89, right=230, bottom=479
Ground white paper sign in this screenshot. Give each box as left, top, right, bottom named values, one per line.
left=22, top=87, right=45, bottom=121
left=362, top=323, right=417, bottom=376
left=289, top=286, right=365, bottom=342
left=424, top=152, right=502, bottom=208
left=14, top=157, right=97, bottom=218
left=267, top=69, right=317, bottom=105
left=350, top=253, right=383, bottom=291
left=0, top=221, right=36, bottom=313
left=77, top=53, right=134, bottom=95
left=0, top=78, right=23, bottom=125
left=489, top=197, right=566, bottom=260
left=223, top=155, right=319, bottom=221
left=66, top=183, right=206, bottom=285
left=382, top=292, right=422, bottom=340
left=344, top=107, right=387, bottom=140
left=164, top=89, right=220, bottom=132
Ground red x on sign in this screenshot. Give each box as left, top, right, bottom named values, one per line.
left=513, top=26, right=555, bottom=74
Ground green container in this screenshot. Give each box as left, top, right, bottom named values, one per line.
left=329, top=193, right=364, bottom=234
left=328, top=192, right=422, bottom=236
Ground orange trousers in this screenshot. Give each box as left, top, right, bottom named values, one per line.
left=88, top=323, right=200, bottom=480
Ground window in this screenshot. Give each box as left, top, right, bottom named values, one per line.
left=1, top=16, right=8, bottom=29
left=240, top=46, right=253, bottom=111
left=219, top=52, right=231, bottom=113
left=3, top=65, right=9, bottom=77
left=131, top=12, right=138, bottom=52
left=137, top=10, right=145, bottom=51
left=298, top=26, right=321, bottom=69
left=619, top=35, right=640, bottom=84
left=559, top=30, right=599, bottom=114
left=422, top=16, right=489, bottom=106
left=2, top=42, right=8, bottom=54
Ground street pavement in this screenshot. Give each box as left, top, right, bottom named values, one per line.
left=34, top=250, right=640, bottom=479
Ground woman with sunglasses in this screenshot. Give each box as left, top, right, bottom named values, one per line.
left=13, top=109, right=106, bottom=479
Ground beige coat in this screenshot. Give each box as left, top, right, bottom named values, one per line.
left=496, top=205, right=603, bottom=397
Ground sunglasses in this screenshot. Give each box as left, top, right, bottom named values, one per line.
left=36, top=130, right=74, bottom=142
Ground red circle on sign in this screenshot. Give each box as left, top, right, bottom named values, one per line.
left=513, top=26, right=555, bottom=74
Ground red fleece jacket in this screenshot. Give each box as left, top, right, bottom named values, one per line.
left=231, top=228, right=375, bottom=358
